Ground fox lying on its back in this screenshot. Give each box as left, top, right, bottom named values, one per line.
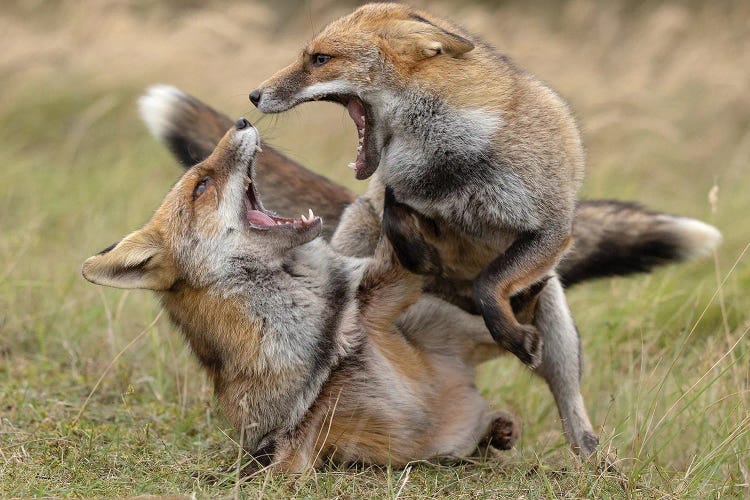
left=250, top=2, right=584, bottom=369
left=83, top=120, right=524, bottom=471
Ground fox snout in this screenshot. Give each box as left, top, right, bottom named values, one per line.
left=248, top=60, right=319, bottom=114
left=224, top=117, right=261, bottom=162
left=248, top=90, right=261, bottom=107
left=230, top=117, right=259, bottom=142
left=235, top=117, right=252, bottom=130
left=249, top=85, right=295, bottom=113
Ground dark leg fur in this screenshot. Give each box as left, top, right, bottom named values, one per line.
left=477, top=291, right=542, bottom=368
left=474, top=230, right=568, bottom=368
left=510, top=276, right=551, bottom=324
left=383, top=186, right=443, bottom=276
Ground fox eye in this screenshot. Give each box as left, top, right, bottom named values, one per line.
left=193, top=176, right=213, bottom=200
left=311, top=53, right=332, bottom=67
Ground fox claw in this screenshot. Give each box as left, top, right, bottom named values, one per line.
left=521, top=325, right=544, bottom=369
left=485, top=319, right=543, bottom=369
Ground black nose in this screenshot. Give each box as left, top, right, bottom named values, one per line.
left=249, top=89, right=261, bottom=107
left=235, top=117, right=251, bottom=130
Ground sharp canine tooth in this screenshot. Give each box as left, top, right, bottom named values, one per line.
left=254, top=145, right=263, bottom=153
left=308, top=208, right=314, bottom=220
left=348, top=162, right=356, bottom=170
left=360, top=115, right=365, bottom=122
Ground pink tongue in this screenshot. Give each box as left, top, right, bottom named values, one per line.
left=247, top=210, right=275, bottom=226
left=346, top=99, right=366, bottom=128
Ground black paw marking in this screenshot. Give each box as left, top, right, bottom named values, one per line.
left=383, top=186, right=442, bottom=275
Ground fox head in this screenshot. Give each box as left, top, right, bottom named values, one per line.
left=249, top=3, right=475, bottom=180
left=82, top=120, right=322, bottom=291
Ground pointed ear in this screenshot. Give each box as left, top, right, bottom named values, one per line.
left=388, top=18, right=474, bottom=60
left=81, top=226, right=177, bottom=291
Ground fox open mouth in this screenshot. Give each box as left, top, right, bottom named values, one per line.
left=244, top=172, right=321, bottom=232
left=319, top=94, right=380, bottom=180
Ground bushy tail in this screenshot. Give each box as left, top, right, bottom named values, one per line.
left=138, top=85, right=355, bottom=240
left=560, top=201, right=721, bottom=286
left=138, top=86, right=721, bottom=287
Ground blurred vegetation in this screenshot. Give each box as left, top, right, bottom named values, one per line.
left=1, top=0, right=748, bottom=497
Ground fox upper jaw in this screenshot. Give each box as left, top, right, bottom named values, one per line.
left=256, top=79, right=360, bottom=114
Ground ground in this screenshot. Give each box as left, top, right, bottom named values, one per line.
left=1, top=1, right=748, bottom=497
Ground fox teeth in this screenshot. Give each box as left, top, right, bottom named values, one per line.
left=301, top=214, right=307, bottom=222
left=254, top=145, right=263, bottom=153
left=360, top=115, right=365, bottom=123
left=348, top=162, right=356, bottom=170
left=301, top=208, right=315, bottom=224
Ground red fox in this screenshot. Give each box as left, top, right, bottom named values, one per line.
left=249, top=2, right=587, bottom=370
left=139, top=85, right=721, bottom=459
left=83, top=120, right=528, bottom=471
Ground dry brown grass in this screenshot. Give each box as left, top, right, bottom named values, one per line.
left=1, top=1, right=748, bottom=497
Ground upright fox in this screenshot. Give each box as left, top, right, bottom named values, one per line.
left=82, top=120, right=524, bottom=471
left=249, top=3, right=584, bottom=368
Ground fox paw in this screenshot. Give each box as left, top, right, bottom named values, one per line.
left=492, top=323, right=543, bottom=369
left=486, top=410, right=521, bottom=450
left=519, top=324, right=543, bottom=369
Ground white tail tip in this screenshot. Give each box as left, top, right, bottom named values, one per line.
left=674, top=217, right=722, bottom=258
left=138, top=84, right=187, bottom=140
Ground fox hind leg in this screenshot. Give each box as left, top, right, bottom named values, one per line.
left=534, top=275, right=600, bottom=456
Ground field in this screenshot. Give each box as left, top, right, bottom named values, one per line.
left=1, top=0, right=748, bottom=497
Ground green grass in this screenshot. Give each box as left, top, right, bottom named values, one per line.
left=1, top=1, right=749, bottom=497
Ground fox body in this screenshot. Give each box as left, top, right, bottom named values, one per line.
left=82, top=122, right=523, bottom=471
left=250, top=3, right=585, bottom=369
left=139, top=86, right=721, bottom=460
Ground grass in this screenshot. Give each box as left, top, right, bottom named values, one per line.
left=1, top=0, right=749, bottom=497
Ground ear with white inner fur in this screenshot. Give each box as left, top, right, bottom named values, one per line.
left=81, top=227, right=177, bottom=291
left=388, top=19, right=474, bottom=59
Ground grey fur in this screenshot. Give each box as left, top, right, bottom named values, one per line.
left=136, top=84, right=721, bottom=466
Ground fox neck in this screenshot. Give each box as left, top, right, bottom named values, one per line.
left=369, top=87, right=501, bottom=209
left=158, top=238, right=363, bottom=453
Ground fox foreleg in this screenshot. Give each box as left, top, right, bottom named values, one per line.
left=473, top=228, right=571, bottom=368
left=357, top=188, right=431, bottom=332
left=382, top=186, right=443, bottom=276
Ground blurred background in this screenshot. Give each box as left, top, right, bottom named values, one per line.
left=1, top=1, right=748, bottom=496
